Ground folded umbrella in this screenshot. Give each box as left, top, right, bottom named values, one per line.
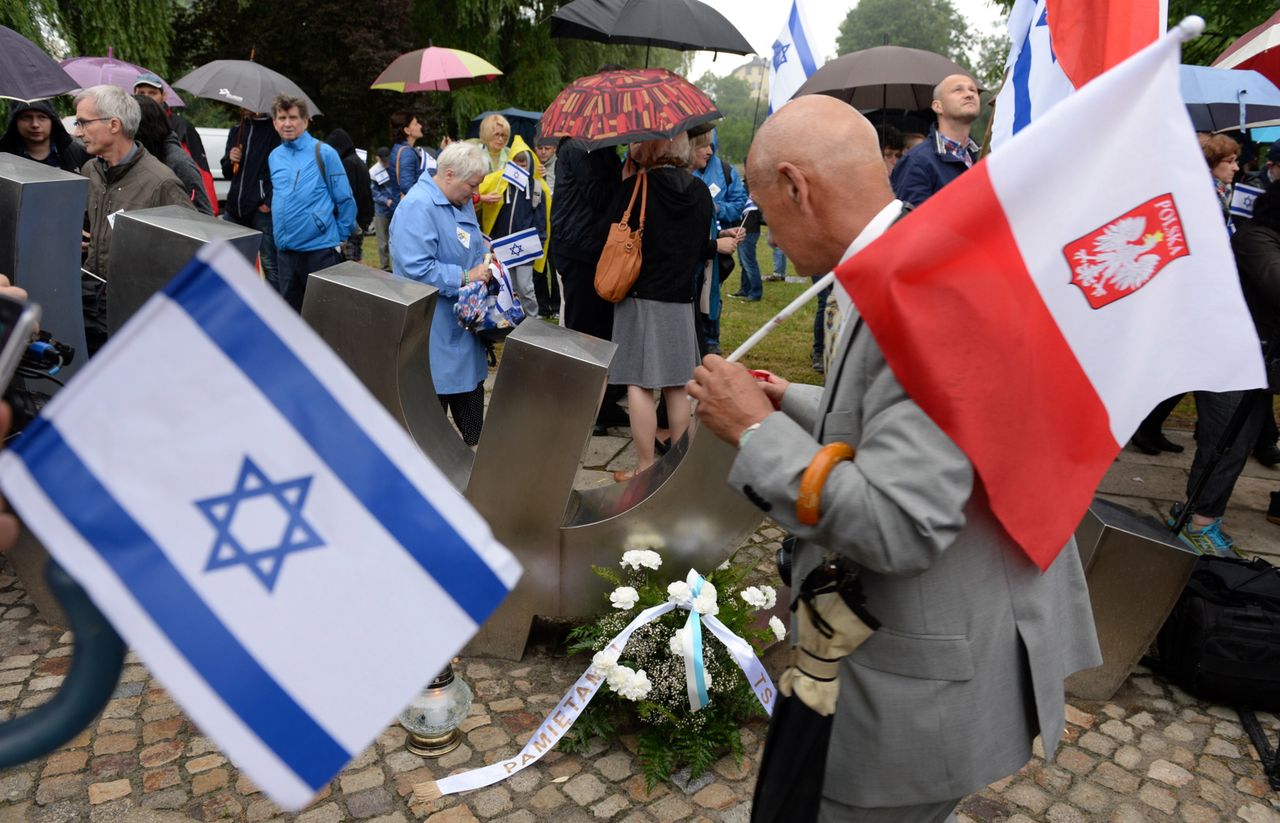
left=174, top=60, right=321, bottom=116
left=371, top=46, right=500, bottom=93
left=60, top=50, right=184, bottom=108
left=539, top=68, right=720, bottom=150
left=0, top=25, right=78, bottom=104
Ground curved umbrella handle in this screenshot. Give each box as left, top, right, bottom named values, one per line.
left=0, top=560, right=125, bottom=768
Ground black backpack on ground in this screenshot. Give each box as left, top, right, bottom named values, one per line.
left=1157, top=555, right=1280, bottom=712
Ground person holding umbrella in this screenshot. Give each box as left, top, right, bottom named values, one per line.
left=0, top=101, right=88, bottom=173
left=221, top=108, right=282, bottom=290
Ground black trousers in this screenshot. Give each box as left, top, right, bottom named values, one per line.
left=438, top=382, right=485, bottom=446
left=1186, top=390, right=1269, bottom=519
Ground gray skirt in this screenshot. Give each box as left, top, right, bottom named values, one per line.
left=608, top=297, right=700, bottom=388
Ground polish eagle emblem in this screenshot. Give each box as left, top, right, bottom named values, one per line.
left=1063, top=195, right=1190, bottom=309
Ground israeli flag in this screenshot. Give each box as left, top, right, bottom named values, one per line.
left=370, top=164, right=390, bottom=186
left=769, top=0, right=818, bottom=114
left=743, top=196, right=758, bottom=214
left=491, top=227, right=542, bottom=268
left=990, top=0, right=1076, bottom=150
left=1231, top=182, right=1265, bottom=219
left=501, top=160, right=529, bottom=192
left=0, top=243, right=521, bottom=811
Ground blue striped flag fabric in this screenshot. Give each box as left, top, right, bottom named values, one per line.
left=0, top=242, right=521, bottom=810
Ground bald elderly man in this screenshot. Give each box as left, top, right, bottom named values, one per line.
left=688, top=96, right=1100, bottom=822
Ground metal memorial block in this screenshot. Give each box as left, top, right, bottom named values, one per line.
left=1066, top=497, right=1199, bottom=700
left=0, top=153, right=89, bottom=378
left=303, top=263, right=765, bottom=659
left=106, top=206, right=260, bottom=333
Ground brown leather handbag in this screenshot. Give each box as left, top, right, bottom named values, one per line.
left=594, top=172, right=648, bottom=303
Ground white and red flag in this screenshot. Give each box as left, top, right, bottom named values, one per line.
left=837, top=19, right=1266, bottom=571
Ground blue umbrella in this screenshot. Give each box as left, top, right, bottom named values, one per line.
left=1179, top=64, right=1280, bottom=132
left=466, top=107, right=542, bottom=146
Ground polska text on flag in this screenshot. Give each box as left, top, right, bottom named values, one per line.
left=0, top=243, right=522, bottom=810
left=836, top=19, right=1264, bottom=570
left=502, top=160, right=529, bottom=193
left=492, top=227, right=543, bottom=268
left=768, top=0, right=817, bottom=114
left=991, top=0, right=1164, bottom=149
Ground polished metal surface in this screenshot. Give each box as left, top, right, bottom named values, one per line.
left=1066, top=498, right=1198, bottom=700
left=0, top=153, right=90, bottom=377
left=106, top=206, right=260, bottom=333
left=303, top=264, right=765, bottom=659
left=301, top=263, right=474, bottom=490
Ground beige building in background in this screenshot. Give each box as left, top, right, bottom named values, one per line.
left=730, top=55, right=769, bottom=97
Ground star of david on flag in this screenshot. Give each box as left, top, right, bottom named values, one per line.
left=501, top=160, right=529, bottom=192
left=0, top=242, right=521, bottom=810
left=491, top=226, right=543, bottom=268
left=768, top=0, right=817, bottom=114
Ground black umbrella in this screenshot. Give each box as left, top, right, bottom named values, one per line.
left=550, top=0, right=753, bottom=57
left=0, top=25, right=78, bottom=103
left=174, top=60, right=321, bottom=116
left=793, top=45, right=981, bottom=111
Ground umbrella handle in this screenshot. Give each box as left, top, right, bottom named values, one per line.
left=0, top=560, right=125, bottom=769
left=232, top=111, right=248, bottom=176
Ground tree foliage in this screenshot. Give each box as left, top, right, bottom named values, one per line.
left=694, top=70, right=766, bottom=166
left=171, top=0, right=689, bottom=152
left=835, top=0, right=972, bottom=63
left=1, top=0, right=172, bottom=72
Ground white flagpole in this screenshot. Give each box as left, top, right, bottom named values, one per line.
left=725, top=271, right=833, bottom=364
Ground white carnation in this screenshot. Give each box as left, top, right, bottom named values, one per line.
left=592, top=648, right=620, bottom=675
left=760, top=585, right=778, bottom=610
left=740, top=586, right=768, bottom=609
left=609, top=586, right=639, bottom=610
left=667, top=581, right=692, bottom=604
left=608, top=665, right=652, bottom=701
left=620, top=549, right=662, bottom=571
left=692, top=582, right=718, bottom=615
left=769, top=615, right=787, bottom=642
left=668, top=629, right=684, bottom=656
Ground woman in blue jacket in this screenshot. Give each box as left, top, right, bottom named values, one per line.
left=389, top=141, right=493, bottom=445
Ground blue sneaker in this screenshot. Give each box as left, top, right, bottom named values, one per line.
left=1168, top=503, right=1236, bottom=550
left=1176, top=518, right=1240, bottom=557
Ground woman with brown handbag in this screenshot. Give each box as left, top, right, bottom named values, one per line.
left=604, top=132, right=737, bottom=481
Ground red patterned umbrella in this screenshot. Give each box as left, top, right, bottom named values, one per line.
left=539, top=68, right=720, bottom=150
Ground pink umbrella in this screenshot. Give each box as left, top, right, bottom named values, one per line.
left=371, top=46, right=501, bottom=93
left=60, top=48, right=184, bottom=107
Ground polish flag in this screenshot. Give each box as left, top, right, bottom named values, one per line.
left=837, top=20, right=1266, bottom=570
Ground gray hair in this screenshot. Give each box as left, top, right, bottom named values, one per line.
left=437, top=141, right=489, bottom=180
left=74, top=85, right=141, bottom=138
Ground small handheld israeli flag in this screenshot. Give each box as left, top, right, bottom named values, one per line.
left=1231, top=182, right=1265, bottom=219
left=501, top=159, right=530, bottom=192
left=0, top=242, right=521, bottom=811
left=743, top=196, right=758, bottom=214
left=491, top=227, right=543, bottom=268
left=370, top=163, right=390, bottom=186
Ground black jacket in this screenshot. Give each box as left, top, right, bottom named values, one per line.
left=1233, top=220, right=1280, bottom=348
left=326, top=128, right=373, bottom=231
left=605, top=167, right=714, bottom=303
left=0, top=101, right=89, bottom=174
left=220, top=114, right=280, bottom=222
left=551, top=139, right=622, bottom=264
left=170, top=110, right=209, bottom=173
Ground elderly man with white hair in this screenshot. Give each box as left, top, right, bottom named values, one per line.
left=75, top=84, right=194, bottom=353
left=389, top=140, right=494, bottom=446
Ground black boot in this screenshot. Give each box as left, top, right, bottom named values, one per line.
left=1269, top=491, right=1280, bottom=526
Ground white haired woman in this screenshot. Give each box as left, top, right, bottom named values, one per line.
left=607, top=133, right=735, bottom=480
left=389, top=141, right=494, bottom=446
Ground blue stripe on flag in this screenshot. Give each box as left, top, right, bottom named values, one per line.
left=12, top=417, right=349, bottom=791
left=788, top=1, right=817, bottom=78
left=164, top=261, right=509, bottom=626
left=1011, top=15, right=1035, bottom=135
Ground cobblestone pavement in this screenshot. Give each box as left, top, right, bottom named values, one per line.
left=0, top=429, right=1279, bottom=822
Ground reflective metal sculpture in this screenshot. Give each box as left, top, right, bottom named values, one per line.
left=302, top=263, right=764, bottom=659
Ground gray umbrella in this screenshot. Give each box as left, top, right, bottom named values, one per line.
left=793, top=45, right=981, bottom=111
left=0, top=25, right=78, bottom=103
left=174, top=60, right=321, bottom=116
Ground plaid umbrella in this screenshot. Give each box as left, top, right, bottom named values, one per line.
left=0, top=25, right=77, bottom=103
left=539, top=68, right=720, bottom=150
left=371, top=47, right=501, bottom=93
left=60, top=50, right=184, bottom=108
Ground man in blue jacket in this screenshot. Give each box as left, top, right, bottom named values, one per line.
left=890, top=74, right=980, bottom=207
left=267, top=94, right=356, bottom=312
left=691, top=126, right=747, bottom=356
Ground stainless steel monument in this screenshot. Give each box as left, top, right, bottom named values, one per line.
left=303, top=264, right=764, bottom=659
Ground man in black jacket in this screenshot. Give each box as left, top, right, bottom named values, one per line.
left=0, top=101, right=89, bottom=173
left=326, top=128, right=374, bottom=262
left=222, top=110, right=282, bottom=290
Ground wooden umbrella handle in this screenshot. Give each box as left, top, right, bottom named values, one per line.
left=797, top=443, right=856, bottom=526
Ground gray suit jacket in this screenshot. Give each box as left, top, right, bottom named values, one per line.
left=729, top=306, right=1101, bottom=808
